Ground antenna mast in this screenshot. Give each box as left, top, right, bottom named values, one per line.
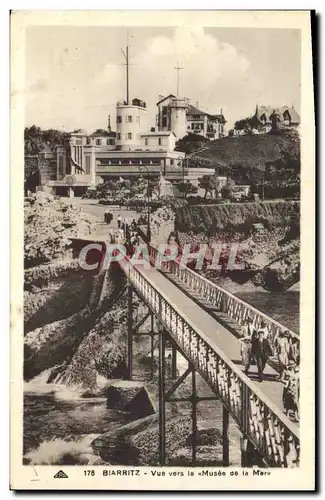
left=174, top=62, right=183, bottom=96
left=121, top=32, right=130, bottom=104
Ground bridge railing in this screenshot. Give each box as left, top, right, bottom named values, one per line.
left=123, top=259, right=299, bottom=467
left=148, top=245, right=299, bottom=355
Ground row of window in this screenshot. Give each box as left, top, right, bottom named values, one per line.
left=116, top=115, right=141, bottom=124
left=95, top=138, right=115, bottom=146
left=102, top=159, right=165, bottom=166
left=115, top=133, right=164, bottom=146
left=75, top=138, right=115, bottom=146
left=116, top=132, right=135, bottom=140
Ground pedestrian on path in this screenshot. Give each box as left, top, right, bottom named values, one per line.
left=289, top=336, right=299, bottom=363
left=282, top=360, right=299, bottom=421
left=251, top=329, right=264, bottom=382
left=240, top=317, right=255, bottom=375
left=275, top=330, right=290, bottom=380
left=104, top=207, right=110, bottom=223
left=259, top=321, right=273, bottom=373
left=117, top=214, right=122, bottom=229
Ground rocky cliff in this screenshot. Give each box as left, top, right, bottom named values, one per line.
left=24, top=192, right=96, bottom=269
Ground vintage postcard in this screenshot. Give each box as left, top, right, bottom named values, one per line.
left=10, top=10, right=315, bottom=491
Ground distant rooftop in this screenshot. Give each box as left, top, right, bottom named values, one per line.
left=90, top=129, right=116, bottom=138
left=187, top=105, right=226, bottom=123
left=254, top=105, right=300, bottom=124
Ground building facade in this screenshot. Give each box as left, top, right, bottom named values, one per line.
left=116, top=98, right=148, bottom=150
left=156, top=94, right=226, bottom=141
left=35, top=93, right=217, bottom=197
left=252, top=105, right=300, bottom=134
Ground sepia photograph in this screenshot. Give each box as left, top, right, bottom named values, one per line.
left=10, top=9, right=315, bottom=491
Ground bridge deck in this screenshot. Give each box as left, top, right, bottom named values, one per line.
left=134, top=263, right=298, bottom=434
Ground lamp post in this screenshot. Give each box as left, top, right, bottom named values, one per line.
left=138, top=165, right=151, bottom=242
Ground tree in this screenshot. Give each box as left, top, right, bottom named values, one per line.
left=221, top=178, right=236, bottom=199
left=198, top=174, right=222, bottom=199
left=148, top=180, right=160, bottom=200
left=234, top=117, right=255, bottom=134
left=175, top=133, right=209, bottom=154
left=176, top=181, right=198, bottom=198
left=24, top=126, right=70, bottom=187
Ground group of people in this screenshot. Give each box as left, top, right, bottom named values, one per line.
left=107, top=215, right=140, bottom=253
left=240, top=318, right=299, bottom=422
left=240, top=318, right=273, bottom=381
left=104, top=208, right=113, bottom=224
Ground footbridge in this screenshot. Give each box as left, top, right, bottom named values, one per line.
left=71, top=237, right=300, bottom=468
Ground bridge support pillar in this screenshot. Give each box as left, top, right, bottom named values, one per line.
left=240, top=437, right=257, bottom=467
left=150, top=314, right=155, bottom=380
left=171, top=342, right=177, bottom=379
left=222, top=406, right=230, bottom=466
left=158, top=331, right=166, bottom=466
left=127, top=284, right=133, bottom=380
left=191, top=367, right=197, bottom=466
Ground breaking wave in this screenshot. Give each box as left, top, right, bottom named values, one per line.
left=24, top=435, right=104, bottom=465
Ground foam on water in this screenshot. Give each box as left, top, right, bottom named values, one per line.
left=25, top=434, right=103, bottom=465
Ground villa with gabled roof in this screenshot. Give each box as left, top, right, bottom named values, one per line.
left=253, top=105, right=300, bottom=133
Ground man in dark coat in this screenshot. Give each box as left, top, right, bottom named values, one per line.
left=251, top=330, right=264, bottom=381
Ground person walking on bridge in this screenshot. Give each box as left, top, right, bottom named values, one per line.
left=251, top=328, right=265, bottom=382
left=240, top=317, right=255, bottom=375
left=259, top=321, right=273, bottom=373
left=275, top=330, right=290, bottom=380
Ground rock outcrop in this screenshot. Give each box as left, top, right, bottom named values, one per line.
left=105, top=381, right=156, bottom=417
left=24, top=192, right=96, bottom=268
left=91, top=413, right=193, bottom=465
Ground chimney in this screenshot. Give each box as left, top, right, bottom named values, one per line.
left=196, top=101, right=199, bottom=108
left=107, top=114, right=111, bottom=133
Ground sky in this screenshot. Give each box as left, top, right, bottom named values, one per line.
left=25, top=26, right=301, bottom=132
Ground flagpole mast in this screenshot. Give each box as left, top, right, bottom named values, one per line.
left=126, top=44, right=129, bottom=105
left=121, top=31, right=130, bottom=105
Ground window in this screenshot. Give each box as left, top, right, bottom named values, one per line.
left=144, top=138, right=148, bottom=146
left=85, top=156, right=91, bottom=175
left=96, top=139, right=101, bottom=146
left=158, top=138, right=162, bottom=146
left=86, top=137, right=91, bottom=145
left=76, top=139, right=82, bottom=145
left=127, top=133, right=132, bottom=140
left=170, top=159, right=174, bottom=166
left=128, top=115, right=133, bottom=123
left=117, top=116, right=122, bottom=123
left=117, top=133, right=121, bottom=140
left=136, top=116, right=140, bottom=123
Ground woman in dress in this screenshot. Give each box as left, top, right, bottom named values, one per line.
left=275, top=330, right=290, bottom=380
left=240, top=317, right=255, bottom=375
